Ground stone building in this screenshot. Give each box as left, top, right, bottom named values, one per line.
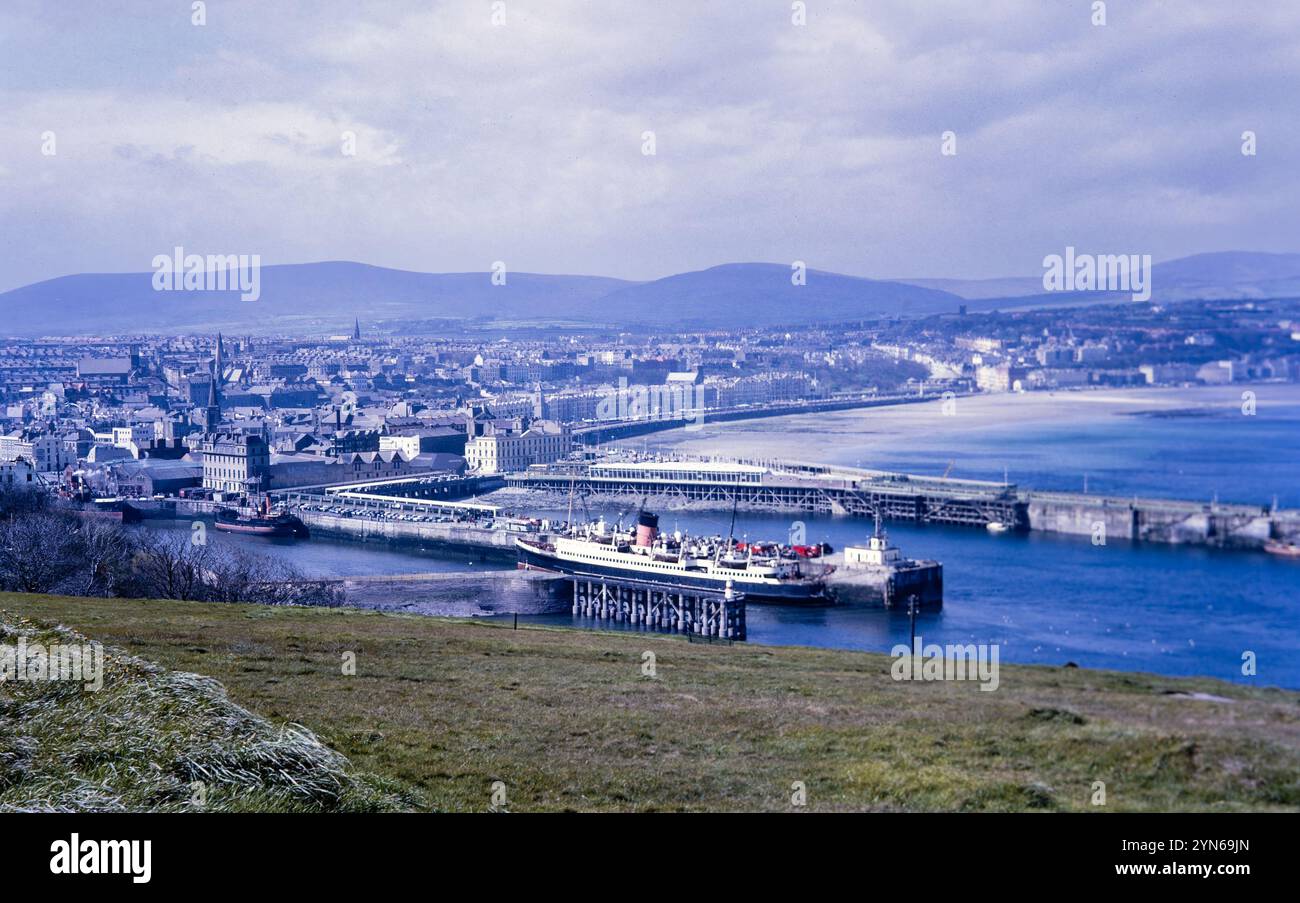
left=199, top=433, right=271, bottom=496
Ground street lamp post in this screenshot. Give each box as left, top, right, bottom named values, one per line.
left=908, top=593, right=919, bottom=653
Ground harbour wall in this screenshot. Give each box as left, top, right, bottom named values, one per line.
left=298, top=511, right=517, bottom=558
left=504, top=469, right=1295, bottom=551
left=1025, top=495, right=1282, bottom=548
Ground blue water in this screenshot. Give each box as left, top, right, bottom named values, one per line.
left=134, top=520, right=486, bottom=576
left=591, top=395, right=1300, bottom=686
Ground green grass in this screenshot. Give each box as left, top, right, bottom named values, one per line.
left=3, top=591, right=1298, bottom=812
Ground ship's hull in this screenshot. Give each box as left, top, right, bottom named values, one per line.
left=516, top=542, right=826, bottom=603
left=214, top=514, right=308, bottom=538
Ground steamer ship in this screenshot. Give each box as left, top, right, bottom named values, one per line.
left=515, top=510, right=830, bottom=603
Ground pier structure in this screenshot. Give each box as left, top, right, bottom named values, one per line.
left=271, top=473, right=502, bottom=511
left=510, top=459, right=1025, bottom=529
left=507, top=457, right=1300, bottom=550
left=568, top=572, right=746, bottom=640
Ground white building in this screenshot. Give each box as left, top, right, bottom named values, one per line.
left=379, top=434, right=422, bottom=460
left=0, top=457, right=38, bottom=490
left=975, top=363, right=1028, bottom=393
left=0, top=431, right=69, bottom=472
left=1196, top=360, right=1235, bottom=384
left=465, top=420, right=571, bottom=475
left=113, top=424, right=154, bottom=450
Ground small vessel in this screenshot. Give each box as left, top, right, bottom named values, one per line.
left=986, top=521, right=1012, bottom=534
left=119, top=498, right=173, bottom=521
left=1264, top=540, right=1300, bottom=558
left=214, top=498, right=308, bottom=538
left=515, top=509, right=828, bottom=603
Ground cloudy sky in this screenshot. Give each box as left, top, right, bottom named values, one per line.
left=1, top=0, right=1297, bottom=292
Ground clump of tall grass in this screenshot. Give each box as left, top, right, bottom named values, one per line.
left=0, top=613, right=411, bottom=812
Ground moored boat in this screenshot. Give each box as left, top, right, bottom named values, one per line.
left=214, top=499, right=309, bottom=538
left=515, top=510, right=828, bottom=603
left=1264, top=540, right=1300, bottom=558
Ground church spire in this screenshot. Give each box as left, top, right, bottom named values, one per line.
left=204, top=359, right=222, bottom=432
left=213, top=332, right=225, bottom=384
left=352, top=317, right=361, bottom=342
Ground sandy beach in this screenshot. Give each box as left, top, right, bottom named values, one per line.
left=615, top=384, right=1300, bottom=466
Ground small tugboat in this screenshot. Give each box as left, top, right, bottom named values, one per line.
left=214, top=497, right=309, bottom=538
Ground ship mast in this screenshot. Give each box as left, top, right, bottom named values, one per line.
left=727, top=485, right=739, bottom=547
left=566, top=473, right=576, bottom=531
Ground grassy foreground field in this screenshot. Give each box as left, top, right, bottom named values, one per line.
left=3, top=591, right=1298, bottom=812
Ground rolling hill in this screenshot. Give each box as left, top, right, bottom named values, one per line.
left=0, top=262, right=637, bottom=336
left=0, top=260, right=964, bottom=335
left=587, top=263, right=966, bottom=325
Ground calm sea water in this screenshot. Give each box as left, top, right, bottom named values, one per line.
left=134, top=520, right=486, bottom=576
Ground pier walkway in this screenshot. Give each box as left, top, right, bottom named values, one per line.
left=506, top=457, right=1299, bottom=550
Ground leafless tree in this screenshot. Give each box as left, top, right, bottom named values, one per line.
left=0, top=506, right=343, bottom=608
left=67, top=516, right=137, bottom=597
left=130, top=532, right=214, bottom=601
left=0, top=511, right=81, bottom=594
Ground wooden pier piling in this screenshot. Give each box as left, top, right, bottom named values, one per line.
left=568, top=574, right=746, bottom=640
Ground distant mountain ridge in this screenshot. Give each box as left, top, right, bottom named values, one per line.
left=0, top=262, right=636, bottom=335
left=590, top=263, right=963, bottom=323
left=2, top=251, right=1298, bottom=335
left=0, top=261, right=966, bottom=335
left=896, top=251, right=1300, bottom=302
